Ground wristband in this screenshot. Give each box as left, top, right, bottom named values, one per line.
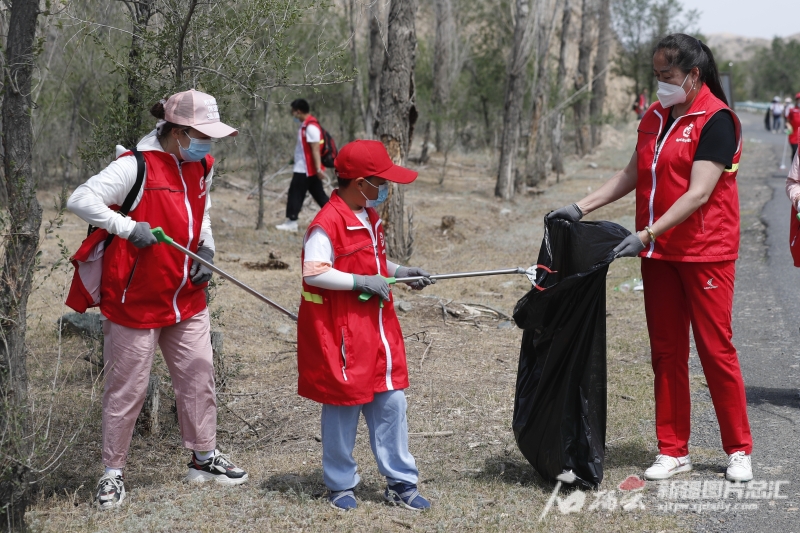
left=644, top=226, right=656, bottom=243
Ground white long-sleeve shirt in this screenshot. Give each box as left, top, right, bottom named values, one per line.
left=66, top=130, right=215, bottom=251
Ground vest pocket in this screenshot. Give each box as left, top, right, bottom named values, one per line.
left=121, top=257, right=139, bottom=303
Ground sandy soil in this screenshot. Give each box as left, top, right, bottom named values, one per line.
left=22, top=122, right=685, bottom=532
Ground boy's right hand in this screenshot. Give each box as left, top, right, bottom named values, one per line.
left=353, top=275, right=391, bottom=301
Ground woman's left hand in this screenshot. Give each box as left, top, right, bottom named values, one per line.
left=613, top=233, right=647, bottom=257
left=190, top=246, right=214, bottom=284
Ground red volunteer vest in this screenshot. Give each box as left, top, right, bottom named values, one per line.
left=296, top=192, right=409, bottom=406
left=635, top=84, right=742, bottom=262
left=301, top=115, right=322, bottom=176
left=100, top=151, right=211, bottom=328
left=787, top=107, right=800, bottom=144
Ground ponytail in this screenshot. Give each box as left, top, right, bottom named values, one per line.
left=150, top=97, right=181, bottom=140
left=654, top=33, right=729, bottom=106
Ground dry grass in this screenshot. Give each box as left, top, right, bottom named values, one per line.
left=24, top=121, right=686, bottom=532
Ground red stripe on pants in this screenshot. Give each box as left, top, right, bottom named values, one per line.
left=641, top=258, right=752, bottom=456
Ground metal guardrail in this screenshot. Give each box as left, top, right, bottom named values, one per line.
left=735, top=101, right=771, bottom=112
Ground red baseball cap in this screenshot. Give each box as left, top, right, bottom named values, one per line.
left=334, top=140, right=418, bottom=184
left=795, top=92, right=800, bottom=100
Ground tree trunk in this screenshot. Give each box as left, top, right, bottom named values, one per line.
left=590, top=0, right=611, bottom=150
left=346, top=0, right=367, bottom=140
left=0, top=0, right=42, bottom=529
left=495, top=0, right=535, bottom=200
left=374, top=0, right=417, bottom=263
left=551, top=0, right=573, bottom=178
left=249, top=97, right=270, bottom=230
left=572, top=0, right=595, bottom=157
left=366, top=1, right=383, bottom=139
left=176, top=0, right=199, bottom=87
left=124, top=0, right=154, bottom=149
left=524, top=0, right=558, bottom=187
left=432, top=0, right=454, bottom=151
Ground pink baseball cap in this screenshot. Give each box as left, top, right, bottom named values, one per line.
left=334, top=140, right=418, bottom=184
left=164, top=89, right=238, bottom=138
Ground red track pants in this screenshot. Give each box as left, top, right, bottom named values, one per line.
left=641, top=258, right=752, bottom=456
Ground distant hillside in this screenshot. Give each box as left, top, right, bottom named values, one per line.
left=707, top=32, right=800, bottom=62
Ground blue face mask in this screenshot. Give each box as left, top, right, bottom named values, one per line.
left=178, top=131, right=212, bottom=162
left=293, top=116, right=302, bottom=124
left=361, top=180, right=389, bottom=208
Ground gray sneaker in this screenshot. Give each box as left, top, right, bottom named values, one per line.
left=95, top=473, right=125, bottom=510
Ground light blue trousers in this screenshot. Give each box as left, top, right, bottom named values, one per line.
left=321, top=389, right=419, bottom=491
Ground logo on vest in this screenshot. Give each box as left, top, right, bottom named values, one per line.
left=703, top=278, right=718, bottom=290
left=676, top=122, right=694, bottom=143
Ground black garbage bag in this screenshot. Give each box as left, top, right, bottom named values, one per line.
left=511, top=217, right=630, bottom=487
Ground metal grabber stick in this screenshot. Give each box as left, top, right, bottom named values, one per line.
left=358, top=265, right=555, bottom=302
left=151, top=227, right=298, bottom=321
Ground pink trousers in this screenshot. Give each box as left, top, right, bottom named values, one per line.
left=101, top=308, right=216, bottom=468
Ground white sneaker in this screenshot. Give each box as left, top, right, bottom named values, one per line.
left=644, top=454, right=692, bottom=480
left=726, top=451, right=753, bottom=482
left=275, top=219, right=298, bottom=232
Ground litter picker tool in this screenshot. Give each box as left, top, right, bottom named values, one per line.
left=151, top=227, right=298, bottom=321
left=358, top=265, right=555, bottom=302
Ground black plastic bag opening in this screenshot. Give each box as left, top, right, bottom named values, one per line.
left=512, top=217, right=630, bottom=487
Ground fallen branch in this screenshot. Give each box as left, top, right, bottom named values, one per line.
left=391, top=519, right=413, bottom=529
left=220, top=401, right=259, bottom=438
left=463, top=302, right=512, bottom=320
left=419, top=340, right=433, bottom=371
left=408, top=430, right=454, bottom=437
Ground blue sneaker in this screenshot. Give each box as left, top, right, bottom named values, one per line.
left=328, top=488, right=357, bottom=510
left=384, top=483, right=430, bottom=511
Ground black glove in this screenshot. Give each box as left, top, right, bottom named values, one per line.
left=190, top=246, right=215, bottom=284
left=353, top=275, right=391, bottom=301
left=612, top=234, right=646, bottom=258
left=546, top=203, right=583, bottom=222
left=126, top=221, right=158, bottom=249
left=394, top=266, right=435, bottom=290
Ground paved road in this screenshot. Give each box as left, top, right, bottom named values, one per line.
left=690, top=111, right=800, bottom=532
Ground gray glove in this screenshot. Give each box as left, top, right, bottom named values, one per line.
left=613, top=234, right=646, bottom=258
left=190, top=246, right=214, bottom=284
left=546, top=203, right=583, bottom=222
left=127, top=221, right=158, bottom=249
left=353, top=274, right=391, bottom=301
left=394, top=266, right=435, bottom=290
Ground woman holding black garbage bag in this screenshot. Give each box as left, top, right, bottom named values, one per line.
left=549, top=33, right=753, bottom=482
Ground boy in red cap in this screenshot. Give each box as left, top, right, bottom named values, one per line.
left=297, top=140, right=433, bottom=511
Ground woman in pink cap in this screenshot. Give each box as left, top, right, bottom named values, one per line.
left=67, top=89, right=248, bottom=510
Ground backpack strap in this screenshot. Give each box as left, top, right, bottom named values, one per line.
left=120, top=148, right=146, bottom=216
left=200, top=155, right=209, bottom=179
left=101, top=148, right=146, bottom=248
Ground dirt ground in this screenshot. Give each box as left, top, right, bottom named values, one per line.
left=23, top=122, right=690, bottom=532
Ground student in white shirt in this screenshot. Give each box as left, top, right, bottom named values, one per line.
left=276, top=99, right=330, bottom=231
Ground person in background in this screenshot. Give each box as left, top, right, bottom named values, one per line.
left=634, top=90, right=648, bottom=119
left=786, top=93, right=800, bottom=160
left=549, top=34, right=753, bottom=483
left=276, top=98, right=330, bottom=232
left=784, top=97, right=793, bottom=121
left=67, top=89, right=248, bottom=510
left=297, top=140, right=433, bottom=511
left=771, top=96, right=785, bottom=133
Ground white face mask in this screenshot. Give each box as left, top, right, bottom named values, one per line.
left=656, top=73, right=691, bottom=108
